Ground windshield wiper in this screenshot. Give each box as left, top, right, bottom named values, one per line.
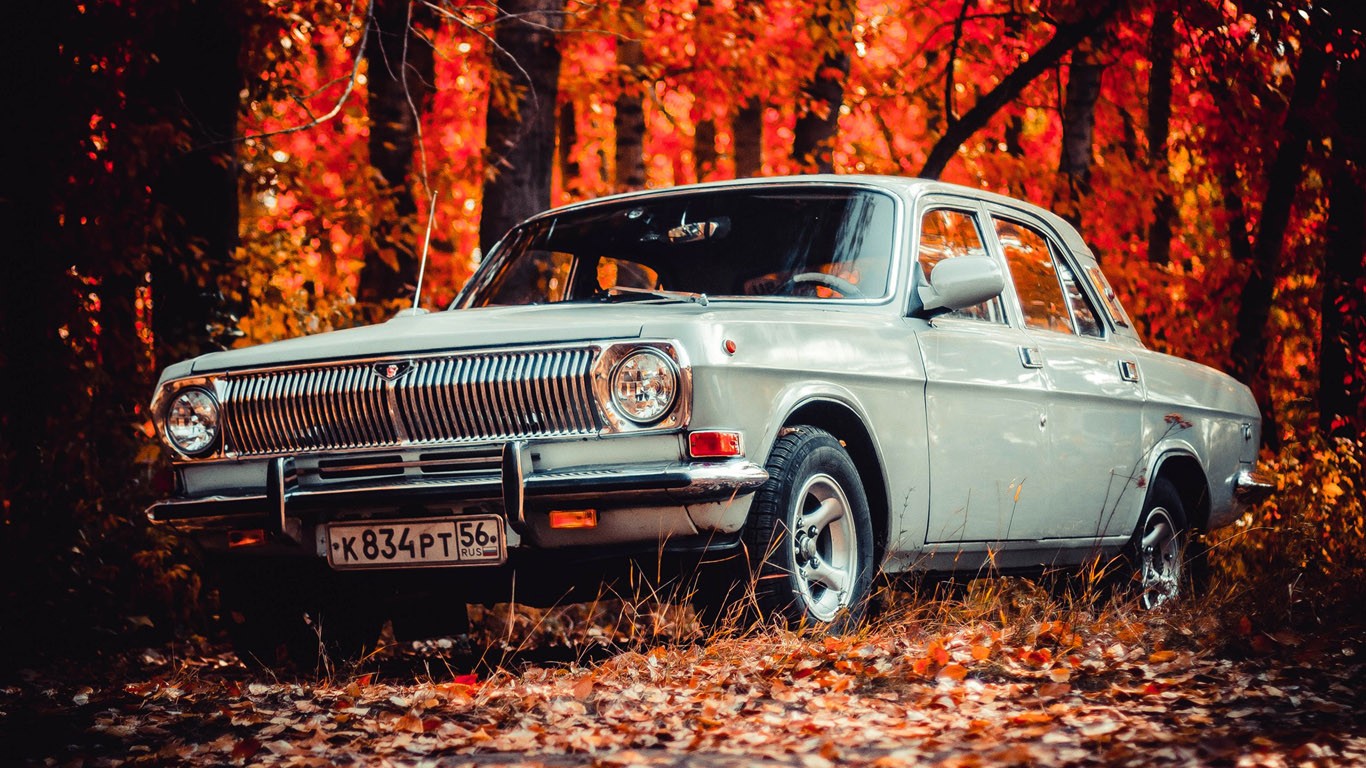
left=595, top=287, right=710, bottom=306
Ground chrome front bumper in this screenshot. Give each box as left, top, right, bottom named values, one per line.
left=146, top=441, right=769, bottom=538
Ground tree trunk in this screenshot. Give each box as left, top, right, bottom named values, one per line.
left=1221, top=167, right=1255, bottom=264
left=3, top=0, right=245, bottom=649
left=0, top=2, right=86, bottom=525
left=918, top=1, right=1117, bottom=180
left=613, top=0, right=647, bottom=192
left=1319, top=58, right=1366, bottom=437
left=1146, top=4, right=1176, bottom=265
left=998, top=12, right=1026, bottom=194
left=359, top=0, right=436, bottom=305
left=557, top=97, right=581, bottom=198
left=480, top=0, right=566, bottom=256
left=1228, top=47, right=1328, bottom=397
left=694, top=116, right=717, bottom=182
left=1057, top=45, right=1102, bottom=227
left=792, top=52, right=849, bottom=172
left=792, top=0, right=852, bottom=173
left=733, top=99, right=763, bottom=177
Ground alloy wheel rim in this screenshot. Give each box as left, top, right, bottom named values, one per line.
left=1138, top=506, right=1182, bottom=609
left=789, top=473, right=856, bottom=622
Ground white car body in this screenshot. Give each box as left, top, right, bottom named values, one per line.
left=149, top=175, right=1268, bottom=633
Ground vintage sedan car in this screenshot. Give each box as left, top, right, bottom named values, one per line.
left=148, top=175, right=1269, bottom=660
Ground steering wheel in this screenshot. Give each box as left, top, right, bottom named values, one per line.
left=789, top=272, right=865, bottom=299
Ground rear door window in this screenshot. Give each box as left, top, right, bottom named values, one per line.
left=993, top=218, right=1074, bottom=335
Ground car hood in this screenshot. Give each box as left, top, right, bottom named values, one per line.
left=188, top=303, right=664, bottom=373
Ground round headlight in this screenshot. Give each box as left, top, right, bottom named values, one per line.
left=610, top=349, right=678, bottom=424
left=166, top=387, right=220, bottom=455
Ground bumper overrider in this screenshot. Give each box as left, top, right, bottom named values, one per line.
left=146, top=441, right=769, bottom=547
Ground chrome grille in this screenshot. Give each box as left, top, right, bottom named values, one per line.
left=222, top=348, right=599, bottom=456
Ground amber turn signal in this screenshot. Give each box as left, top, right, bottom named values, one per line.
left=688, top=430, right=742, bottom=458
left=549, top=509, right=598, bottom=529
left=228, top=529, right=266, bottom=548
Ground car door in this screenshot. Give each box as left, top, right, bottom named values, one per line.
left=984, top=206, right=1146, bottom=540
left=914, top=199, right=1055, bottom=544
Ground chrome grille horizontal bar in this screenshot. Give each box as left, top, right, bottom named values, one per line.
left=221, top=348, right=599, bottom=457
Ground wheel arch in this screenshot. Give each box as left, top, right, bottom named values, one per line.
left=1151, top=451, right=1212, bottom=532
left=780, top=398, right=890, bottom=564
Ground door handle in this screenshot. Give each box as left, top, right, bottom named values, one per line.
left=1119, top=360, right=1140, bottom=382
left=1018, top=347, right=1043, bottom=369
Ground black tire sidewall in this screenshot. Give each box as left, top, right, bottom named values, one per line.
left=1127, top=478, right=1190, bottom=607
left=745, top=428, right=875, bottom=630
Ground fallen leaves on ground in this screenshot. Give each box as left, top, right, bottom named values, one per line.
left=3, top=586, right=1364, bottom=767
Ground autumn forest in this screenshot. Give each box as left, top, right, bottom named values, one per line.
left=1, top=0, right=1365, bottom=762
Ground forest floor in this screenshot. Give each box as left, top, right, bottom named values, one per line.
left=4, top=579, right=1364, bottom=768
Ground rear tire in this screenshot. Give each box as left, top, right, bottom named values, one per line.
left=742, top=427, right=875, bottom=631
left=1126, top=478, right=1198, bottom=609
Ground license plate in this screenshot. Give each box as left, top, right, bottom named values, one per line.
left=326, top=516, right=506, bottom=570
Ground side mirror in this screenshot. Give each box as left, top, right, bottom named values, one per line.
left=917, top=255, right=1005, bottom=314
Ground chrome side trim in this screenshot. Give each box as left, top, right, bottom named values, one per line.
left=526, top=461, right=770, bottom=498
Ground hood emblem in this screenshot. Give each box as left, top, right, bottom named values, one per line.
left=374, top=361, right=412, bottom=381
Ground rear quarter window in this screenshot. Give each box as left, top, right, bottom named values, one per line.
left=1083, top=265, right=1132, bottom=329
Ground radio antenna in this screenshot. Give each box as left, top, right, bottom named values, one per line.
left=411, top=189, right=438, bottom=311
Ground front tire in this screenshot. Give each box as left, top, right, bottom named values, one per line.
left=743, top=427, right=875, bottom=630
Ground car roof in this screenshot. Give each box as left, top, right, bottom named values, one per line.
left=528, top=174, right=1053, bottom=222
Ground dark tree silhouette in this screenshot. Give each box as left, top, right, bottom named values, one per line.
left=479, top=0, right=566, bottom=255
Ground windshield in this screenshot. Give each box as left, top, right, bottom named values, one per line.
left=458, top=186, right=898, bottom=308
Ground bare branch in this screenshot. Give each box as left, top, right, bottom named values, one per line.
left=945, top=0, right=974, bottom=129
left=240, top=0, right=374, bottom=145
left=918, top=1, right=1120, bottom=179
left=423, top=0, right=541, bottom=120
left=399, top=0, right=431, bottom=201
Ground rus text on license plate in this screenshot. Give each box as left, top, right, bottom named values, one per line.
left=326, top=516, right=506, bottom=569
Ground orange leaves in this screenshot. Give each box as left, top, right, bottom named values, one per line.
left=392, top=711, right=426, bottom=734
left=937, top=663, right=969, bottom=682
left=910, top=655, right=935, bottom=678
left=1147, top=649, right=1178, bottom=664
left=229, top=737, right=261, bottom=761
left=1033, top=620, right=1081, bottom=649
left=1211, top=436, right=1366, bottom=608
left=910, top=638, right=956, bottom=679
left=571, top=674, right=596, bottom=700
left=1019, top=647, right=1053, bottom=667
left=929, top=640, right=951, bottom=667
left=49, top=589, right=1366, bottom=768
left=1009, top=710, right=1054, bottom=726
